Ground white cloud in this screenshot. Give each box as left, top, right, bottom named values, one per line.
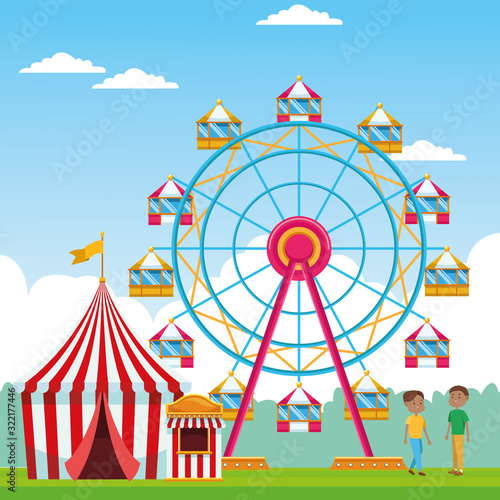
left=92, top=68, right=178, bottom=89
left=388, top=140, right=467, bottom=162
left=19, top=52, right=106, bottom=73
left=1, top=234, right=498, bottom=404
left=256, top=4, right=343, bottom=25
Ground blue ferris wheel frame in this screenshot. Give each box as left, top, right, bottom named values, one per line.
left=198, top=152, right=397, bottom=348
left=171, top=121, right=427, bottom=376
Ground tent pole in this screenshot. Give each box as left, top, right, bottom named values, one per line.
left=101, top=231, right=104, bottom=279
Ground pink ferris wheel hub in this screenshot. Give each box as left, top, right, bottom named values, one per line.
left=267, top=216, right=332, bottom=281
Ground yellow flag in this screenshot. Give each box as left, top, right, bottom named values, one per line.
left=70, top=240, right=103, bottom=265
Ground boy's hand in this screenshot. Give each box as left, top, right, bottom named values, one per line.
left=427, top=439, right=432, bottom=445
left=445, top=434, right=449, bottom=440
left=404, top=439, right=408, bottom=444
left=466, top=436, right=470, bottom=443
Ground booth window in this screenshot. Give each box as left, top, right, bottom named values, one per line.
left=179, top=428, right=209, bottom=453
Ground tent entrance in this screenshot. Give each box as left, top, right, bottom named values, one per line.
left=66, top=394, right=139, bottom=481
left=79, top=396, right=126, bottom=479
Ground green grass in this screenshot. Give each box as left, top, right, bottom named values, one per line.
left=2, top=468, right=500, bottom=499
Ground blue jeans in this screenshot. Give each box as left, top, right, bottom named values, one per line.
left=410, top=438, right=423, bottom=471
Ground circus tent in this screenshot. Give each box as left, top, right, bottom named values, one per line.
left=14, top=280, right=190, bottom=480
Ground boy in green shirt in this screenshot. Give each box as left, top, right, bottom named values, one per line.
left=445, top=385, right=470, bottom=476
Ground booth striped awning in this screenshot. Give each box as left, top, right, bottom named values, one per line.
left=167, top=417, right=225, bottom=429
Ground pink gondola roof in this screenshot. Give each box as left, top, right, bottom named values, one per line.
left=149, top=179, right=192, bottom=199
left=405, top=323, right=449, bottom=342
left=149, top=323, right=194, bottom=342
left=278, top=386, right=320, bottom=405
left=278, top=80, right=321, bottom=99
left=405, top=178, right=449, bottom=197
left=14, top=283, right=190, bottom=394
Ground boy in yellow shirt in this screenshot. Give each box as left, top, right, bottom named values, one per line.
left=403, top=390, right=432, bottom=476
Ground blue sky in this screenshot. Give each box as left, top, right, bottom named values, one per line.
left=1, top=0, right=499, bottom=317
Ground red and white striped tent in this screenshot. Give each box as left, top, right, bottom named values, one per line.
left=148, top=175, right=193, bottom=226
left=149, top=319, right=195, bottom=368
left=277, top=76, right=322, bottom=122
left=405, top=174, right=450, bottom=225
left=405, top=320, right=450, bottom=368
left=14, top=280, right=191, bottom=480
left=165, top=394, right=224, bottom=480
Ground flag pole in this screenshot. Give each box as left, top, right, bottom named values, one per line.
left=100, top=231, right=104, bottom=280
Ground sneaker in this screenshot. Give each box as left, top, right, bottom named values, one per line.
left=454, top=471, right=463, bottom=476
left=419, top=472, right=426, bottom=476
left=448, top=469, right=457, bottom=474
left=408, top=469, right=415, bottom=475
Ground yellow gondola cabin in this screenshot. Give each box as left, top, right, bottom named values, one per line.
left=358, top=103, right=403, bottom=154
left=345, top=370, right=389, bottom=421
left=128, top=247, right=173, bottom=297
left=209, top=371, right=253, bottom=421
left=196, top=99, right=242, bottom=150
left=425, top=246, right=469, bottom=296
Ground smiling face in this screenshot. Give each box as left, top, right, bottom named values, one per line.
left=449, top=390, right=469, bottom=409
left=405, top=395, right=425, bottom=414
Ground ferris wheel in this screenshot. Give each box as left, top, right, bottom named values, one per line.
left=165, top=121, right=432, bottom=459
left=148, top=78, right=451, bottom=470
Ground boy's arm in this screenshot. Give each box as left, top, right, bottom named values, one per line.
left=404, top=424, right=409, bottom=444
left=423, top=426, right=432, bottom=445
left=445, top=422, right=451, bottom=440
left=465, top=421, right=470, bottom=442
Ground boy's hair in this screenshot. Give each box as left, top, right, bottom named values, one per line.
left=403, top=390, right=424, bottom=403
left=449, top=385, right=469, bottom=396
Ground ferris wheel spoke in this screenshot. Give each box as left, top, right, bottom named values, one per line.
left=315, top=143, right=357, bottom=221
left=174, top=263, right=272, bottom=320
left=326, top=263, right=425, bottom=320
left=327, top=179, right=423, bottom=234
left=314, top=277, right=366, bottom=371
left=242, top=142, right=285, bottom=221
left=232, top=281, right=282, bottom=372
left=175, top=179, right=273, bottom=234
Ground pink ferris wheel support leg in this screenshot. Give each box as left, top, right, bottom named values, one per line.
left=301, top=260, right=374, bottom=457
left=224, top=261, right=296, bottom=458
left=224, top=220, right=374, bottom=459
